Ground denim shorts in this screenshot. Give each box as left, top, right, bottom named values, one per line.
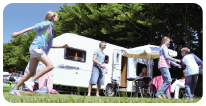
left=89, top=66, right=105, bottom=85
left=29, top=48, right=46, bottom=58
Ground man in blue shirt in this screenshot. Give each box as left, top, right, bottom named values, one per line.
left=87, top=41, right=108, bottom=96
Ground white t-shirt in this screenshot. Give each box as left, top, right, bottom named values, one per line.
left=182, top=54, right=199, bottom=76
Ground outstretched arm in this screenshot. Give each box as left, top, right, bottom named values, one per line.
left=162, top=45, right=181, bottom=64
left=11, top=27, right=32, bottom=38
left=162, top=45, right=178, bottom=62
left=51, top=44, right=69, bottom=48
left=170, top=61, right=182, bottom=68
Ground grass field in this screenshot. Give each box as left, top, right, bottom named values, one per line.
left=3, top=83, right=18, bottom=92
left=3, top=91, right=201, bottom=103
left=3, top=84, right=202, bottom=103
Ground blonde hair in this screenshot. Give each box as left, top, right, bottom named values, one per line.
left=181, top=47, right=190, bottom=54
left=160, top=36, right=170, bottom=47
left=142, top=67, right=147, bottom=76
left=45, top=10, right=57, bottom=22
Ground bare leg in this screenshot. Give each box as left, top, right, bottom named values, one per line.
left=32, top=55, right=54, bottom=81
left=88, top=84, right=93, bottom=96
left=15, top=58, right=39, bottom=88
left=96, top=85, right=101, bottom=96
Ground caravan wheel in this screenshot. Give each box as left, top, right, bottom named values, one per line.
left=105, top=85, right=116, bottom=97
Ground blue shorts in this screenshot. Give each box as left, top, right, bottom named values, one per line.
left=89, top=66, right=105, bottom=85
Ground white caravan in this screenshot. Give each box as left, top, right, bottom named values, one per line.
left=48, top=33, right=177, bottom=96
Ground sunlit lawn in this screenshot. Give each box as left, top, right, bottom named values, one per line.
left=3, top=91, right=201, bottom=103
left=3, top=83, right=201, bottom=103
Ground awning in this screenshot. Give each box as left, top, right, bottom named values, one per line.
left=122, top=45, right=177, bottom=59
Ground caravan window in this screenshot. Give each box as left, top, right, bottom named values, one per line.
left=104, top=55, right=109, bottom=64
left=116, top=53, right=119, bottom=63
left=64, top=47, right=86, bottom=63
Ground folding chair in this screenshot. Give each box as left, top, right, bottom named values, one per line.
left=117, top=80, right=127, bottom=97
left=135, top=77, right=152, bottom=98
left=111, top=79, right=127, bottom=97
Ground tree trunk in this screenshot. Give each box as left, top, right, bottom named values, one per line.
left=168, top=19, right=171, bottom=38
left=185, top=4, right=188, bottom=46
left=198, top=20, right=203, bottom=59
left=188, top=26, right=190, bottom=47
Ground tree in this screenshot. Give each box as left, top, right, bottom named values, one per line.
left=3, top=31, right=36, bottom=72
left=55, top=3, right=168, bottom=48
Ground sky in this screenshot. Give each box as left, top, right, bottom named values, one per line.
left=2, top=1, right=205, bottom=44
left=2, top=3, right=74, bottom=43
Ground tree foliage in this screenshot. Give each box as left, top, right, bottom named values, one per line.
left=3, top=31, right=36, bottom=72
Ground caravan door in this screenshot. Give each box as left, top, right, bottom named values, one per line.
left=112, top=49, right=122, bottom=84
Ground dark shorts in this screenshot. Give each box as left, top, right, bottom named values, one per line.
left=89, top=66, right=105, bottom=85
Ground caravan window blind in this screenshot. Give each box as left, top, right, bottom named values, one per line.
left=64, top=47, right=86, bottom=63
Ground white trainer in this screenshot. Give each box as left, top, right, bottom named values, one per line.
left=9, top=87, right=21, bottom=96
left=24, top=80, right=35, bottom=92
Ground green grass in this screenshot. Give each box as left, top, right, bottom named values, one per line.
left=3, top=92, right=201, bottom=103
left=3, top=83, right=19, bottom=92
left=3, top=85, right=201, bottom=103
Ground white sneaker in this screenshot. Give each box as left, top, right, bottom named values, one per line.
left=155, top=94, right=162, bottom=99
left=9, top=87, right=21, bottom=96
left=24, top=80, right=34, bottom=92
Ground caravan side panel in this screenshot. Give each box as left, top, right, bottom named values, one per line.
left=48, top=33, right=126, bottom=90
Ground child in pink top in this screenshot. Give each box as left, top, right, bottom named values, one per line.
left=155, top=36, right=182, bottom=99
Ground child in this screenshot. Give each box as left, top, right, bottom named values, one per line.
left=9, top=10, right=69, bottom=95
left=181, top=47, right=203, bottom=99
left=171, top=70, right=185, bottom=99
left=138, top=66, right=149, bottom=86
left=155, top=36, right=182, bottom=99
left=138, top=66, right=149, bottom=97
left=139, top=66, right=149, bottom=77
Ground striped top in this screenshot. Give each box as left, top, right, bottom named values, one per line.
left=158, top=56, right=171, bottom=68
left=158, top=45, right=178, bottom=68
